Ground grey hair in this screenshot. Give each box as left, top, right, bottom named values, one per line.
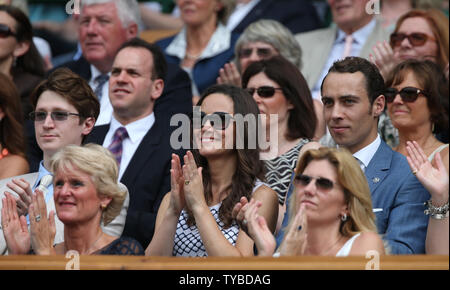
left=234, top=19, right=302, bottom=71
left=81, top=0, right=143, bottom=31
left=49, top=144, right=127, bottom=226
left=217, top=0, right=236, bottom=25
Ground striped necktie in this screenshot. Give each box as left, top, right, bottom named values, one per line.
left=108, top=127, right=128, bottom=166
left=94, top=74, right=109, bottom=101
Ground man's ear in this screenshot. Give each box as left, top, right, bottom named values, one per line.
left=372, top=94, right=385, bottom=118
left=82, top=117, right=96, bottom=136
left=150, top=79, right=164, bottom=101
left=125, top=23, right=139, bottom=40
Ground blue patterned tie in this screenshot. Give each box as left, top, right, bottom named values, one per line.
left=94, top=74, right=109, bottom=101
left=108, top=127, right=128, bottom=166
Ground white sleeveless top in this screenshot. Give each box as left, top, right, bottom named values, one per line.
left=335, top=233, right=361, bottom=257
left=172, top=180, right=268, bottom=257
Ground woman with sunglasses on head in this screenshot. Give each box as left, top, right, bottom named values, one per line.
left=385, top=59, right=449, bottom=174
left=0, top=72, right=28, bottom=179
left=240, top=147, right=385, bottom=257
left=146, top=84, right=278, bottom=257
left=0, top=5, right=45, bottom=120
left=240, top=56, right=321, bottom=233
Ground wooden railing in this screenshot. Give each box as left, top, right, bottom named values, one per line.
left=0, top=255, right=447, bottom=270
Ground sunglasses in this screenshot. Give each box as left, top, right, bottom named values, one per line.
left=239, top=47, right=274, bottom=59
left=385, top=87, right=426, bottom=103
left=0, top=24, right=16, bottom=38
left=29, top=111, right=81, bottom=122
left=295, top=173, right=335, bottom=190
left=196, top=111, right=234, bottom=130
left=246, top=86, right=283, bottom=98
left=390, top=32, right=436, bottom=48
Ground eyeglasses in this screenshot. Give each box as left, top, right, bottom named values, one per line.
left=384, top=87, right=426, bottom=103
left=199, top=111, right=234, bottom=130
left=29, top=111, right=81, bottom=122
left=246, top=86, right=283, bottom=98
left=294, top=173, right=335, bottom=190
left=239, top=47, right=274, bottom=59
left=0, top=24, right=17, bottom=38
left=390, top=32, right=436, bottom=48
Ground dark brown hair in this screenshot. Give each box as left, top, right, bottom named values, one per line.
left=242, top=56, right=317, bottom=140
left=0, top=5, right=45, bottom=77
left=0, top=73, right=26, bottom=157
left=188, top=84, right=266, bottom=228
left=385, top=59, right=449, bottom=134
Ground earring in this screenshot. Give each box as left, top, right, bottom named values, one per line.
left=341, top=213, right=348, bottom=222
left=101, top=204, right=107, bottom=211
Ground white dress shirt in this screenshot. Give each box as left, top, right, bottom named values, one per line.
left=103, top=114, right=155, bottom=180
left=89, top=65, right=113, bottom=126
left=352, top=134, right=381, bottom=172
left=226, top=0, right=261, bottom=31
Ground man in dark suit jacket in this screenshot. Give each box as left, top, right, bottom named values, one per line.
left=232, top=0, right=322, bottom=35
left=87, top=38, right=186, bottom=248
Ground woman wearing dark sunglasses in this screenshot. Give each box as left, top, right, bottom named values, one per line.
left=0, top=5, right=45, bottom=120
left=241, top=56, right=322, bottom=233
left=241, top=147, right=385, bottom=257
left=385, top=59, right=449, bottom=174
left=370, top=9, right=448, bottom=80
left=146, top=84, right=278, bottom=257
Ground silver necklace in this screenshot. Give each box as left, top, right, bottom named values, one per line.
left=64, top=231, right=104, bottom=255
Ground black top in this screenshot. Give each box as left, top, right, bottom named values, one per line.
left=94, top=237, right=144, bottom=255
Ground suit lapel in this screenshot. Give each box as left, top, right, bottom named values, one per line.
left=85, top=124, right=110, bottom=145
left=120, top=118, right=163, bottom=186
left=365, top=141, right=392, bottom=193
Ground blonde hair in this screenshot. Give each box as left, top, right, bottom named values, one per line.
left=286, top=147, right=377, bottom=237
left=49, top=143, right=127, bottom=225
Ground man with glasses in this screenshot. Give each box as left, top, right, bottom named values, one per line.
left=0, top=68, right=129, bottom=255
left=86, top=38, right=185, bottom=249
left=277, top=57, right=430, bottom=254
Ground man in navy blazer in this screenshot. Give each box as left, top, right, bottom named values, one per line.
left=232, top=0, right=322, bottom=35
left=86, top=39, right=186, bottom=248
left=277, top=57, right=429, bottom=254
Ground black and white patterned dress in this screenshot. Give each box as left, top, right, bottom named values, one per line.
left=264, top=139, right=309, bottom=205
left=172, top=180, right=266, bottom=257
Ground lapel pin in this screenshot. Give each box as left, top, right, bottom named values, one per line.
left=372, top=177, right=380, bottom=183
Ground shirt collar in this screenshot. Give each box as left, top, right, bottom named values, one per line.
left=353, top=134, right=381, bottom=169
left=336, top=17, right=376, bottom=44
left=110, top=113, right=155, bottom=144
left=165, top=23, right=232, bottom=60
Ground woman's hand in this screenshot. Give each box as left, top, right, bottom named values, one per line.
left=6, top=178, right=33, bottom=216
left=182, top=151, right=206, bottom=214
left=406, top=141, right=449, bottom=206
left=217, top=62, right=242, bottom=87
left=168, top=154, right=186, bottom=216
left=1, top=193, right=31, bottom=254
left=29, top=189, right=56, bottom=255
left=278, top=204, right=308, bottom=256
left=232, top=196, right=250, bottom=234
left=245, top=199, right=276, bottom=256
left=369, top=41, right=397, bottom=80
